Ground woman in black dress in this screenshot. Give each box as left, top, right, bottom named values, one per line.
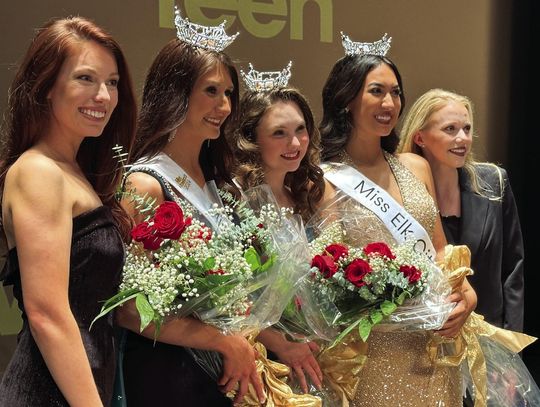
left=0, top=16, right=136, bottom=406
left=117, top=10, right=264, bottom=407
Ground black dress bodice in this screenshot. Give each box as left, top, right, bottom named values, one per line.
left=0, top=206, right=124, bottom=406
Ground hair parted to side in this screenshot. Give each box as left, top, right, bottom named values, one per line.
left=232, top=87, right=325, bottom=220
left=132, top=39, right=239, bottom=187
left=0, top=16, right=137, bottom=241
left=319, top=54, right=405, bottom=161
left=399, top=88, right=501, bottom=199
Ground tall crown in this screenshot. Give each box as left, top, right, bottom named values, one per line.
left=341, top=32, right=392, bottom=57
left=240, top=61, right=292, bottom=92
left=174, top=6, right=239, bottom=52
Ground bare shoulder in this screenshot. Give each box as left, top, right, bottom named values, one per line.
left=124, top=171, right=164, bottom=201
left=5, top=151, right=65, bottom=200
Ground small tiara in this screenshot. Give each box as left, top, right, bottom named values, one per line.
left=341, top=32, right=392, bottom=57
left=174, top=6, right=239, bottom=52
left=240, top=61, right=292, bottom=92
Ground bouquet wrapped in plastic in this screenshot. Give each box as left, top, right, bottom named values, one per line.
left=94, top=184, right=321, bottom=406
left=432, top=245, right=540, bottom=407
left=274, top=189, right=457, bottom=405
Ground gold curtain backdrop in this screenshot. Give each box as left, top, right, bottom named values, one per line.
left=0, top=0, right=510, bottom=377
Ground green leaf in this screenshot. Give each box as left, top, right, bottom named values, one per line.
left=370, top=309, right=383, bottom=325
left=203, top=257, right=216, bottom=271
left=244, top=247, right=261, bottom=271
left=90, top=289, right=140, bottom=330
left=258, top=253, right=276, bottom=274
left=396, top=291, right=409, bottom=305
left=380, top=300, right=397, bottom=315
left=330, top=318, right=362, bottom=348
left=358, top=317, right=373, bottom=342
left=135, top=294, right=155, bottom=333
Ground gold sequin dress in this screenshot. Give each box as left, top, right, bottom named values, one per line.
left=337, top=152, right=462, bottom=407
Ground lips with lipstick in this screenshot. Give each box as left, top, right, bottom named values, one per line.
left=281, top=150, right=301, bottom=160
left=375, top=113, right=392, bottom=125
left=204, top=117, right=223, bottom=127
left=449, top=146, right=467, bottom=157
left=79, top=108, right=106, bottom=119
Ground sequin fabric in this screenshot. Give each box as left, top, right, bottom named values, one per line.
left=335, top=152, right=461, bottom=407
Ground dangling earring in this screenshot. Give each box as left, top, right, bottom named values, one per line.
left=168, top=132, right=176, bottom=143
left=207, top=139, right=211, bottom=148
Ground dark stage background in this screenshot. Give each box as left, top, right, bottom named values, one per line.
left=0, top=0, right=538, bottom=385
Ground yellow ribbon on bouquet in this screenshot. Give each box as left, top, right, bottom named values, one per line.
left=428, top=245, right=536, bottom=407
left=316, top=333, right=368, bottom=407
left=233, top=338, right=322, bottom=407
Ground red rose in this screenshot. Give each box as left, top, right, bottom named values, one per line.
left=344, top=259, right=372, bottom=287
left=153, top=201, right=191, bottom=240
left=399, top=265, right=422, bottom=283
left=207, top=269, right=225, bottom=275
left=363, top=242, right=395, bottom=259
left=131, top=221, right=163, bottom=250
left=311, top=254, right=338, bottom=278
left=325, top=243, right=349, bottom=262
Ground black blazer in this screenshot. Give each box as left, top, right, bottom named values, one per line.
left=442, top=164, right=524, bottom=331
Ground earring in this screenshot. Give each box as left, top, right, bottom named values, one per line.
left=418, top=143, right=425, bottom=148
left=207, top=139, right=211, bottom=148
left=168, top=132, right=176, bottom=143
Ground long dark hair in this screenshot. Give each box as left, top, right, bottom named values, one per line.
left=319, top=54, right=405, bottom=160
left=132, top=39, right=239, bottom=187
left=232, top=87, right=325, bottom=220
left=0, top=16, right=137, bottom=240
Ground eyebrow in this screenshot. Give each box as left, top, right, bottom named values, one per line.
left=73, top=66, right=119, bottom=77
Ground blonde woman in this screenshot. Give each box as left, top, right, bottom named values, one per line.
left=398, top=88, right=524, bottom=331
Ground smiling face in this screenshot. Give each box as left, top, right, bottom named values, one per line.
left=255, top=100, right=309, bottom=177
left=177, top=62, right=234, bottom=142
left=414, top=101, right=472, bottom=169
left=47, top=40, right=119, bottom=140
left=348, top=63, right=402, bottom=138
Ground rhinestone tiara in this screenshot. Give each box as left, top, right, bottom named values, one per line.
left=341, top=32, right=392, bottom=57
left=240, top=61, right=292, bottom=92
left=174, top=6, right=239, bottom=52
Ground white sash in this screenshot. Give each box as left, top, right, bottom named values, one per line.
left=130, top=153, right=222, bottom=230
left=322, top=162, right=437, bottom=259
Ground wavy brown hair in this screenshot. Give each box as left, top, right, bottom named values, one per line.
left=319, top=54, right=405, bottom=161
left=131, top=39, right=239, bottom=187
left=0, top=16, right=137, bottom=241
left=232, top=87, right=325, bottom=220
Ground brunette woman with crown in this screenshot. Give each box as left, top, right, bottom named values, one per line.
left=115, top=9, right=264, bottom=407
left=316, top=33, right=477, bottom=406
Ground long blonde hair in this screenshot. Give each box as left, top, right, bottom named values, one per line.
left=399, top=88, right=502, bottom=199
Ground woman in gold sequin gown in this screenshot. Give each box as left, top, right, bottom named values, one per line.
left=317, top=48, right=477, bottom=406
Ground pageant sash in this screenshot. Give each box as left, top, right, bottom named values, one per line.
left=130, top=153, right=222, bottom=230
left=322, top=162, right=437, bottom=259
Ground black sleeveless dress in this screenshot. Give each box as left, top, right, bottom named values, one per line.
left=122, top=170, right=232, bottom=407
left=0, top=206, right=124, bottom=406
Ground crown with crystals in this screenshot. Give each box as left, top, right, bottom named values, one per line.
left=240, top=61, right=292, bottom=92
left=174, top=6, right=239, bottom=52
left=341, top=32, right=392, bottom=57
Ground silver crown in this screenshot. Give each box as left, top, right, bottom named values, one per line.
left=341, top=32, right=392, bottom=57
left=174, top=6, right=239, bottom=52
left=240, top=61, right=292, bottom=92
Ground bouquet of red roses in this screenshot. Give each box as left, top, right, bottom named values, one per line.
left=92, top=192, right=281, bottom=337
left=297, top=221, right=453, bottom=345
